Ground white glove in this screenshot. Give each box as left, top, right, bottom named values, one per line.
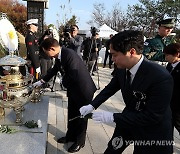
left=79, top=104, right=94, bottom=117
left=33, top=80, right=43, bottom=87
left=92, top=111, right=114, bottom=123
left=36, top=67, right=41, bottom=73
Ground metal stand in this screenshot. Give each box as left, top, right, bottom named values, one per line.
left=14, top=106, right=23, bottom=123
left=50, top=73, right=57, bottom=92
left=96, top=61, right=100, bottom=90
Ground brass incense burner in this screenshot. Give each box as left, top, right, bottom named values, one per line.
left=0, top=13, right=44, bottom=123
left=0, top=53, right=34, bottom=123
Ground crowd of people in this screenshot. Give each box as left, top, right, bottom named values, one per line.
left=16, top=17, right=180, bottom=153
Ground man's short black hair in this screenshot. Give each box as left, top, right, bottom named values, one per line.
left=41, top=38, right=59, bottom=51
left=163, top=43, right=180, bottom=56
left=71, top=25, right=79, bottom=30
left=110, top=30, right=144, bottom=55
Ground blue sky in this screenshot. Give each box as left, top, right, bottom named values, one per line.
left=19, top=0, right=139, bottom=30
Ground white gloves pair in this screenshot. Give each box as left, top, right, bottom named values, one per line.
left=36, top=67, right=41, bottom=74
left=79, top=104, right=114, bottom=123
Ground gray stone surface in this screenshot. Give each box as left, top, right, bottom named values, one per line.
left=0, top=96, right=49, bottom=154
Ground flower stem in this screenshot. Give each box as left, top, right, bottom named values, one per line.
left=17, top=130, right=43, bottom=133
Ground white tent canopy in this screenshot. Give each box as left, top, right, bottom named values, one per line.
left=98, top=24, right=118, bottom=38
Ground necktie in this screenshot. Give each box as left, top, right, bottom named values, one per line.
left=167, top=64, right=173, bottom=73
left=126, top=70, right=131, bottom=88
left=124, top=70, right=132, bottom=102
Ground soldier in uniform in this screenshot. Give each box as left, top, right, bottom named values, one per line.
left=25, top=19, right=40, bottom=80
left=143, top=18, right=175, bottom=65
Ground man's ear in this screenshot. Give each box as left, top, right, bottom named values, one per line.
left=50, top=47, right=55, bottom=51
left=129, top=48, right=136, bottom=55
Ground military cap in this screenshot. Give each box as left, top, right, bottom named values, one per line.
left=157, top=18, right=175, bottom=28
left=25, top=19, right=38, bottom=26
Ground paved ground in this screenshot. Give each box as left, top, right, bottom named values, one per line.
left=45, top=67, right=180, bottom=154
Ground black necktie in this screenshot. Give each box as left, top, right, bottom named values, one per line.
left=124, top=70, right=132, bottom=102
left=167, top=64, right=173, bottom=73
left=126, top=70, right=131, bottom=88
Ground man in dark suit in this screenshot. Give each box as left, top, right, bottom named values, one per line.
left=164, top=43, right=180, bottom=135
left=103, top=34, right=113, bottom=68
left=80, top=30, right=174, bottom=154
left=33, top=38, right=96, bottom=153
left=82, top=33, right=102, bottom=75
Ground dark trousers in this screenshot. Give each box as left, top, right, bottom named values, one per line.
left=66, top=96, right=88, bottom=145
left=88, top=60, right=96, bottom=74
left=103, top=50, right=113, bottom=68
left=104, top=125, right=173, bottom=154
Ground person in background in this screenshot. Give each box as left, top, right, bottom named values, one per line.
left=66, top=25, right=83, bottom=59
left=38, top=28, right=54, bottom=88
left=143, top=18, right=175, bottom=65
left=163, top=43, right=180, bottom=135
left=80, top=30, right=173, bottom=154
left=92, top=33, right=102, bottom=73
left=82, top=32, right=102, bottom=75
left=25, top=19, right=40, bottom=80
left=33, top=38, right=96, bottom=153
left=103, top=34, right=113, bottom=68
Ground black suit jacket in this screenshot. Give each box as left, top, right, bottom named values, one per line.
left=166, top=62, right=180, bottom=111
left=91, top=59, right=173, bottom=141
left=43, top=46, right=96, bottom=103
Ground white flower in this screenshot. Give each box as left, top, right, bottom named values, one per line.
left=37, top=119, right=42, bottom=128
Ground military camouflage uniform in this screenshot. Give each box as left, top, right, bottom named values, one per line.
left=143, top=34, right=172, bottom=63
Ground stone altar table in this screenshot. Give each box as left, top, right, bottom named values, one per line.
left=0, top=96, right=49, bottom=154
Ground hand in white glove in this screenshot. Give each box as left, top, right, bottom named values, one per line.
left=79, top=104, right=94, bottom=117
left=36, top=67, right=41, bottom=73
left=92, top=111, right=114, bottom=123
left=33, top=80, right=43, bottom=87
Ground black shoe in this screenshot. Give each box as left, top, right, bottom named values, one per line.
left=57, top=137, right=68, bottom=143
left=68, top=142, right=85, bottom=153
